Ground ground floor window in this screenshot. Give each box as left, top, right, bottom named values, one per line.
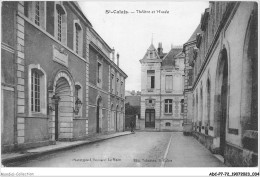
left=29, top=64, right=47, bottom=115
left=164, top=99, right=173, bottom=114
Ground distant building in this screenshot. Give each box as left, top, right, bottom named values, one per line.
left=88, top=30, right=127, bottom=134
left=139, top=43, right=185, bottom=131
left=125, top=90, right=141, bottom=97
left=183, top=2, right=258, bottom=166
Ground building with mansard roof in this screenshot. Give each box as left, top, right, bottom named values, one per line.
left=139, top=43, right=185, bottom=131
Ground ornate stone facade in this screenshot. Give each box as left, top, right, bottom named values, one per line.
left=140, top=43, right=185, bottom=131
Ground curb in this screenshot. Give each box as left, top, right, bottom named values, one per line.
left=2, top=132, right=133, bottom=166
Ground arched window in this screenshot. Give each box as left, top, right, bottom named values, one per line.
left=24, top=2, right=46, bottom=29
left=196, top=90, right=198, bottom=131
left=206, top=78, right=211, bottom=126
left=74, top=20, right=83, bottom=56
left=28, top=64, right=47, bottom=115
left=110, top=104, right=114, bottom=130
left=31, top=70, right=41, bottom=112
left=55, top=3, right=67, bottom=45
left=199, top=85, right=203, bottom=133
left=111, top=73, right=115, bottom=94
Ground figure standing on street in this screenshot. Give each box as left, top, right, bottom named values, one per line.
left=130, top=120, right=135, bottom=133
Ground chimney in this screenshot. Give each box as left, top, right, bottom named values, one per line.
left=112, top=48, right=115, bottom=62
left=157, top=42, right=163, bottom=55
left=117, top=53, right=119, bottom=66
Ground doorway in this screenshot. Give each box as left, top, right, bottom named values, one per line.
left=145, top=109, right=155, bottom=128
left=54, top=77, right=72, bottom=141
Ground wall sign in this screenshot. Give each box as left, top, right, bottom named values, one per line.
left=53, top=45, right=68, bottom=67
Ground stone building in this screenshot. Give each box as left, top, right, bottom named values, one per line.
left=1, top=1, right=127, bottom=152
left=140, top=43, right=185, bottom=131
left=183, top=2, right=258, bottom=166
left=88, top=31, right=127, bottom=134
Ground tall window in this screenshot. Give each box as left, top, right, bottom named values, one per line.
left=165, top=75, right=173, bottom=90
left=181, top=99, right=184, bottom=113
left=29, top=65, right=47, bottom=115
left=55, top=3, right=67, bottom=44
left=24, top=2, right=46, bottom=29
left=165, top=99, right=173, bottom=114
left=97, top=62, right=102, bottom=85
left=121, top=81, right=123, bottom=97
left=57, top=9, right=62, bottom=42
left=75, top=26, right=79, bottom=53
left=116, top=78, right=119, bottom=95
left=111, top=74, right=115, bottom=93
left=31, top=70, right=40, bottom=112
left=74, top=21, right=83, bottom=56
left=207, top=79, right=211, bottom=126
left=35, top=2, right=40, bottom=26
left=147, top=70, right=155, bottom=89
left=200, top=86, right=203, bottom=123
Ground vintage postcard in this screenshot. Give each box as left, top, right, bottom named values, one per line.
left=1, top=0, right=259, bottom=176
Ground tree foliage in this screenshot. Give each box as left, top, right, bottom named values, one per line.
left=125, top=103, right=140, bottom=115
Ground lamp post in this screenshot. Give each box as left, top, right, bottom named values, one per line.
left=74, top=98, right=82, bottom=115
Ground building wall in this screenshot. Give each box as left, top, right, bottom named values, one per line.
left=88, top=31, right=126, bottom=135
left=1, top=2, right=18, bottom=152
left=184, top=2, right=258, bottom=166
left=22, top=11, right=87, bottom=143
left=1, top=1, right=127, bottom=152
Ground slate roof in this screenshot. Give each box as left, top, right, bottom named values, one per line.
left=141, top=43, right=161, bottom=60
left=162, top=48, right=183, bottom=66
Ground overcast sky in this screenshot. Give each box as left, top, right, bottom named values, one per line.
left=78, top=1, right=209, bottom=91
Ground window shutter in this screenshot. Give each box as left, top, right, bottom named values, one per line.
left=61, top=15, right=67, bottom=45
left=147, top=76, right=151, bottom=89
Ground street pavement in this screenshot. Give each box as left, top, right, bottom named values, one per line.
left=8, top=132, right=226, bottom=167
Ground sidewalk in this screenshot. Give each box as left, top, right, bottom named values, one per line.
left=2, top=131, right=132, bottom=166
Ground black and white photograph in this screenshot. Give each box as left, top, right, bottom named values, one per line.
left=1, top=0, right=259, bottom=176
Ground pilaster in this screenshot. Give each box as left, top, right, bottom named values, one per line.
left=85, top=27, right=90, bottom=134
left=16, top=2, right=25, bottom=144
